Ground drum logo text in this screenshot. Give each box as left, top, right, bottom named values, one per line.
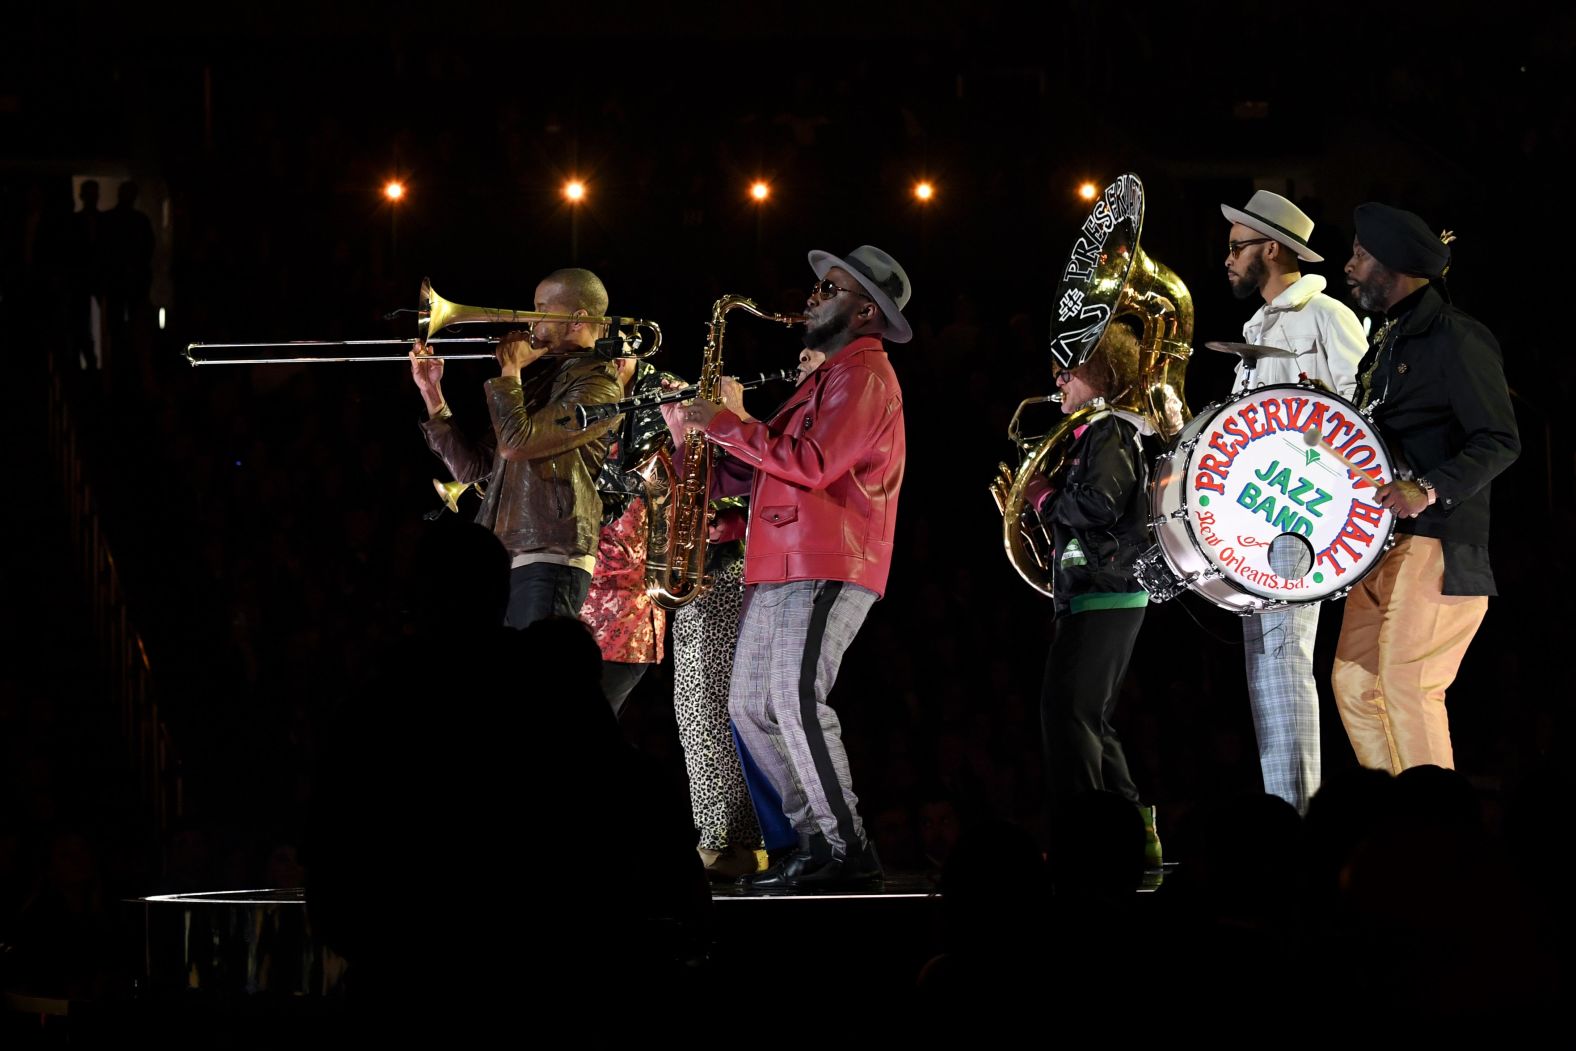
left=1192, top=396, right=1384, bottom=497
left=1232, top=458, right=1333, bottom=538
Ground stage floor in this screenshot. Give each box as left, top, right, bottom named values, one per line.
left=140, top=864, right=1164, bottom=910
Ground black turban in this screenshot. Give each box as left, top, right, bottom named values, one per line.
left=1353, top=202, right=1451, bottom=279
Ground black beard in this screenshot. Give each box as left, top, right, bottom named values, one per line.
left=1350, top=271, right=1395, bottom=313
left=1229, top=255, right=1266, bottom=300
left=802, top=311, right=851, bottom=351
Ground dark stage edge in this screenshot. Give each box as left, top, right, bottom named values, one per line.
left=711, top=866, right=1166, bottom=898
left=25, top=872, right=1174, bottom=1043
left=132, top=871, right=1168, bottom=994
left=137, top=865, right=1165, bottom=908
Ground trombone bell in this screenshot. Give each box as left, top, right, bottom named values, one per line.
left=433, top=479, right=479, bottom=514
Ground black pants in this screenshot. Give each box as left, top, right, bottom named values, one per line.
left=1041, top=606, right=1146, bottom=803
left=506, top=562, right=592, bottom=630
left=601, top=660, right=650, bottom=718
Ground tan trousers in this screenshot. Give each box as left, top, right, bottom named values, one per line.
left=1332, top=535, right=1488, bottom=774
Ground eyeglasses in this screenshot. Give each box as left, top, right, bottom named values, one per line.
left=1054, top=368, right=1075, bottom=384
left=811, top=279, right=871, bottom=301
left=1225, top=237, right=1274, bottom=259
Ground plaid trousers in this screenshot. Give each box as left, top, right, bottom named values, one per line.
left=1243, top=540, right=1322, bottom=813
left=1244, top=603, right=1322, bottom=813
left=728, top=579, right=877, bottom=857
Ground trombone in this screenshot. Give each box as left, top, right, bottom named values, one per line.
left=184, top=278, right=663, bottom=366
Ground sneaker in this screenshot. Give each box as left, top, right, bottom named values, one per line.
left=1139, top=804, right=1163, bottom=870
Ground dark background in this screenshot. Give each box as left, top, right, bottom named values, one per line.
left=3, top=1, right=1570, bottom=904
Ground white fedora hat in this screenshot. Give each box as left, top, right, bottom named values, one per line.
left=807, top=245, right=913, bottom=343
left=1221, top=190, right=1323, bottom=263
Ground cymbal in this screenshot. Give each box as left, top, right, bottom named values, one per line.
left=1204, top=340, right=1297, bottom=361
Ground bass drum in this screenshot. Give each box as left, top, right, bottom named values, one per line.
left=1132, top=383, right=1397, bottom=613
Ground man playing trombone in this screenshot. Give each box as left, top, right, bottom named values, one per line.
left=411, top=268, right=623, bottom=627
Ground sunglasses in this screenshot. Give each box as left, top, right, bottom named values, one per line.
left=1225, top=237, right=1274, bottom=259
left=811, top=279, right=872, bottom=301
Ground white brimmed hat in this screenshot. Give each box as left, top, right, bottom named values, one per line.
left=1221, top=190, right=1323, bottom=263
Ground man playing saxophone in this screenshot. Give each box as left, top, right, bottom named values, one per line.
left=411, top=268, right=622, bottom=627
left=659, top=346, right=826, bottom=881
left=667, top=246, right=911, bottom=891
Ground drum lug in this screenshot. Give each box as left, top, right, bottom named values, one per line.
left=1170, top=508, right=1189, bottom=520
left=1179, top=437, right=1199, bottom=451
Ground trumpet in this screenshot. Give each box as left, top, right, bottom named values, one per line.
left=565, top=368, right=798, bottom=430
left=184, top=279, right=663, bottom=366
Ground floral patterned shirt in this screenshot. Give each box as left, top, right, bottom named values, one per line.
left=579, top=487, right=667, bottom=663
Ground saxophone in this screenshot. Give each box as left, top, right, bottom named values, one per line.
left=640, top=295, right=804, bottom=609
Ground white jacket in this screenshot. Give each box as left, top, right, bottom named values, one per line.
left=1232, top=274, right=1368, bottom=400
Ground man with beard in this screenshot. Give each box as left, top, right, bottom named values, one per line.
left=1219, top=191, right=1367, bottom=813
left=411, top=268, right=622, bottom=627
left=1332, top=203, right=1518, bottom=773
left=667, top=246, right=909, bottom=890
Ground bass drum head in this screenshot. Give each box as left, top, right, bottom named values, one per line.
left=1173, top=384, right=1397, bottom=605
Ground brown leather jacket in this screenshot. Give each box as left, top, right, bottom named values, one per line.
left=421, top=355, right=622, bottom=559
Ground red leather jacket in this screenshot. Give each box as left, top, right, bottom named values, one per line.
left=705, top=337, right=905, bottom=597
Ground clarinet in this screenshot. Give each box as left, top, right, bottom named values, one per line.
left=567, top=368, right=798, bottom=430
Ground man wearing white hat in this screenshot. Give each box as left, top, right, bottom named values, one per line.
left=1220, top=191, right=1368, bottom=813
left=670, top=245, right=910, bottom=890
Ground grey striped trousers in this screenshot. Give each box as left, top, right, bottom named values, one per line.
left=728, top=579, right=877, bottom=857
left=1243, top=542, right=1322, bottom=813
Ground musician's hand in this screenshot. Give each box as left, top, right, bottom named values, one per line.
left=496, top=328, right=546, bottom=379
left=1375, top=479, right=1429, bottom=519
left=659, top=399, right=690, bottom=444
left=1023, top=473, right=1057, bottom=514
left=797, top=348, right=826, bottom=385
left=679, top=398, right=723, bottom=432
left=717, top=377, right=753, bottom=422
left=409, top=341, right=448, bottom=417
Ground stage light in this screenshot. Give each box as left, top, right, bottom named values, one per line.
left=914, top=181, right=935, bottom=202
left=384, top=181, right=405, bottom=201
left=750, top=181, right=770, bottom=202
left=158, top=307, right=167, bottom=331
left=1078, top=182, right=1098, bottom=201
left=564, top=180, right=586, bottom=203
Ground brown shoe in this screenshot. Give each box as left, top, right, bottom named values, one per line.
left=698, top=844, right=759, bottom=881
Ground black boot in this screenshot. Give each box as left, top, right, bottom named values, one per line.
left=747, top=832, right=831, bottom=889
left=788, top=838, right=883, bottom=891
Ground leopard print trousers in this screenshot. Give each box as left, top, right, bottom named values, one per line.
left=671, top=551, right=761, bottom=851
